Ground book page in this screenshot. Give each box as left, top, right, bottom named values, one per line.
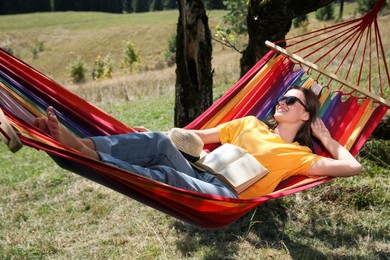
left=219, top=153, right=268, bottom=188
left=196, top=143, right=246, bottom=172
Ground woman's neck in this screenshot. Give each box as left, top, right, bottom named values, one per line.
left=273, top=123, right=300, bottom=143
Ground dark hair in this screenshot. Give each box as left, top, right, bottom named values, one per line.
left=266, top=86, right=320, bottom=150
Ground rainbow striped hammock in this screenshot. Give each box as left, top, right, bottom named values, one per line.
left=0, top=0, right=389, bottom=229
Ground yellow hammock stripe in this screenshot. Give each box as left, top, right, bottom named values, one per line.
left=201, top=56, right=281, bottom=129
left=342, top=99, right=375, bottom=150
left=0, top=82, right=45, bottom=117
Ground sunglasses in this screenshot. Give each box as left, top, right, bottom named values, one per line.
left=277, top=96, right=308, bottom=110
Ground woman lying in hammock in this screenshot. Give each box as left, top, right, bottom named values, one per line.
left=34, top=86, right=362, bottom=199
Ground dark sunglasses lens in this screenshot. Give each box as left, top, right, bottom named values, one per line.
left=285, top=96, right=298, bottom=105
left=277, top=96, right=286, bottom=103
left=277, top=96, right=298, bottom=105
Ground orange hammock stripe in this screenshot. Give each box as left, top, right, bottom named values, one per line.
left=338, top=98, right=372, bottom=147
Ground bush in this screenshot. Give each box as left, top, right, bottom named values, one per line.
left=121, top=41, right=141, bottom=72
left=1, top=46, right=14, bottom=55
left=68, top=57, right=87, bottom=83
left=92, top=54, right=113, bottom=80
left=316, top=4, right=334, bottom=21
left=293, top=14, right=308, bottom=28
left=31, top=39, right=44, bottom=59
left=357, top=0, right=378, bottom=14
left=164, top=33, right=176, bottom=67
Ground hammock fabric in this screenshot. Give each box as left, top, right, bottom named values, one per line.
left=0, top=0, right=389, bottom=229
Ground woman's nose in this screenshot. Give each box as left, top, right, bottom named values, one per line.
left=277, top=99, right=287, bottom=108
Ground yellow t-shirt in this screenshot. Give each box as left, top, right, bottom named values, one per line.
left=216, top=116, right=323, bottom=199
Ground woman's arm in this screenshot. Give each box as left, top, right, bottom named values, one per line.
left=307, top=118, right=362, bottom=177
left=190, top=128, right=221, bottom=145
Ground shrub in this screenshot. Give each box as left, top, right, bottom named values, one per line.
left=357, top=0, right=378, bottom=14
left=293, top=14, right=308, bottom=28
left=316, top=4, right=334, bottom=21
left=92, top=54, right=113, bottom=80
left=164, top=33, right=176, bottom=67
left=121, top=41, right=141, bottom=72
left=31, top=39, right=44, bottom=59
left=68, top=57, right=87, bottom=83
left=1, top=46, right=14, bottom=55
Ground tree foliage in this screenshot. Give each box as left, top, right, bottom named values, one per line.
left=122, top=0, right=133, bottom=13
left=0, top=0, right=50, bottom=14
left=134, top=0, right=150, bottom=12
left=293, top=14, right=308, bottom=28
left=54, top=0, right=124, bottom=13
left=151, top=0, right=164, bottom=11
left=0, top=0, right=179, bottom=14
left=164, top=0, right=177, bottom=9
left=203, top=0, right=225, bottom=10
left=315, top=3, right=335, bottom=21
left=357, top=0, right=380, bottom=14
left=222, top=0, right=247, bottom=34
left=239, top=0, right=335, bottom=77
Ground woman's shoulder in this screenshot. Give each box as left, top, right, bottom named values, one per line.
left=218, top=116, right=267, bottom=131
left=243, top=116, right=268, bottom=127
left=242, top=115, right=263, bottom=123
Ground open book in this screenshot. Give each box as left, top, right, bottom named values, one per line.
left=194, top=143, right=269, bottom=195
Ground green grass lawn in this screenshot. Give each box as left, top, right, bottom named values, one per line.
left=1, top=5, right=389, bottom=259
left=0, top=11, right=177, bottom=31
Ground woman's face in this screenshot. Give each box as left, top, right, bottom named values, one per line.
left=274, top=89, right=309, bottom=124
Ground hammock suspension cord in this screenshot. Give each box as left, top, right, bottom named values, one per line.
left=274, top=0, right=389, bottom=99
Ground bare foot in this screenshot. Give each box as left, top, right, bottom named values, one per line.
left=33, top=116, right=49, bottom=133
left=45, top=107, right=84, bottom=151
left=34, top=107, right=99, bottom=160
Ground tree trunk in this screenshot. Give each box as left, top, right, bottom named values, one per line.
left=338, top=0, right=344, bottom=20
left=240, top=0, right=334, bottom=77
left=175, top=0, right=213, bottom=127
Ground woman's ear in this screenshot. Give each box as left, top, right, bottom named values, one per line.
left=301, top=111, right=310, bottom=122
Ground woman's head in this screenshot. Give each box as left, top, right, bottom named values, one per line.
left=267, top=86, right=320, bottom=149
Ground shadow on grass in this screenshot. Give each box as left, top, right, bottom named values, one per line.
left=172, top=198, right=389, bottom=259
left=172, top=200, right=326, bottom=259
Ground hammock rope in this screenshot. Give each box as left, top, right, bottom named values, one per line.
left=275, top=0, right=389, bottom=97
left=0, top=0, right=389, bottom=229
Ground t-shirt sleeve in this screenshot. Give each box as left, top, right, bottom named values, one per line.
left=216, top=116, right=254, bottom=144
left=296, top=153, right=324, bottom=176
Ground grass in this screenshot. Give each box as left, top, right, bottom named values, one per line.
left=1, top=4, right=390, bottom=259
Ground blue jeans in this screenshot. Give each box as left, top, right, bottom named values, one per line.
left=89, top=132, right=237, bottom=198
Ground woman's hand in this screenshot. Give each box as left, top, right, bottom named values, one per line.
left=311, top=118, right=331, bottom=141
left=308, top=118, right=362, bottom=177
left=134, top=126, right=149, bottom=132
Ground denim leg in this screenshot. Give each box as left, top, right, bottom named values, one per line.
left=90, top=132, right=195, bottom=174
left=89, top=132, right=237, bottom=198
